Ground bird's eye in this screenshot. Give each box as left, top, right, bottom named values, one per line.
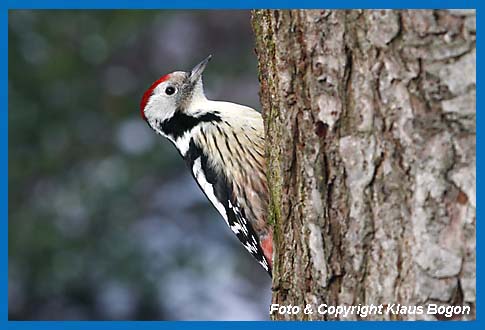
left=165, top=86, right=176, bottom=95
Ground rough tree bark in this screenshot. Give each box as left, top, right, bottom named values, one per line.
left=252, top=10, right=475, bottom=320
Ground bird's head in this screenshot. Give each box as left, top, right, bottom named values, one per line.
left=140, top=55, right=212, bottom=124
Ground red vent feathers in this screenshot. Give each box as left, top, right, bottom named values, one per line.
left=140, top=74, right=170, bottom=121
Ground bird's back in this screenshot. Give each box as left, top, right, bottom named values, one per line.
left=187, top=100, right=272, bottom=273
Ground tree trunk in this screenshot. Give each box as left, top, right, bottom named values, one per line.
left=252, top=9, right=475, bottom=321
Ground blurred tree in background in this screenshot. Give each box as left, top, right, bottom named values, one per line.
left=9, top=10, right=270, bottom=320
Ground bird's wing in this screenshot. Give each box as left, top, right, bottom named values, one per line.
left=190, top=150, right=272, bottom=276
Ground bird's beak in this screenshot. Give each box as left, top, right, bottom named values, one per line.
left=189, top=55, right=212, bottom=84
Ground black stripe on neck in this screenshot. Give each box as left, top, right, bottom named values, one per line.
left=184, top=139, right=202, bottom=167
left=160, top=111, right=221, bottom=139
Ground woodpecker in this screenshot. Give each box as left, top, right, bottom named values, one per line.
left=140, top=55, right=272, bottom=276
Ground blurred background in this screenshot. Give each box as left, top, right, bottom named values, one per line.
left=8, top=10, right=271, bottom=320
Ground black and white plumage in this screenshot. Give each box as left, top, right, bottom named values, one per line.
left=140, top=56, right=272, bottom=276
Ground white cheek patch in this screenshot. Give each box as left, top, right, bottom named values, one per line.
left=192, top=157, right=229, bottom=226
left=145, top=97, right=176, bottom=123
